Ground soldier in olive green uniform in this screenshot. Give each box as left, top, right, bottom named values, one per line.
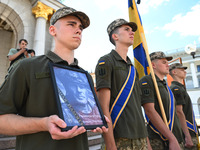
left=170, top=63, right=198, bottom=150
left=0, top=6, right=107, bottom=150
left=95, top=19, right=149, bottom=150
left=139, top=52, right=184, bottom=150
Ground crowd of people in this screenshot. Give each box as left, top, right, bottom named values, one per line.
left=0, top=5, right=198, bottom=150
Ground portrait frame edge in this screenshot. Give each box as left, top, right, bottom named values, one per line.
left=48, top=62, right=107, bottom=131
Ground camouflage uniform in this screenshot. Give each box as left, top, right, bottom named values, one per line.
left=185, top=137, right=198, bottom=150
left=115, top=138, right=148, bottom=150
left=149, top=139, right=184, bottom=150
left=149, top=51, right=172, bottom=61
left=169, top=63, right=187, bottom=71
left=107, top=18, right=137, bottom=35
left=50, top=6, right=90, bottom=28
left=107, top=18, right=137, bottom=45
left=101, top=138, right=148, bottom=150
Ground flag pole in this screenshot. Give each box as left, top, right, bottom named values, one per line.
left=129, top=0, right=168, bottom=127
left=141, top=34, right=168, bottom=128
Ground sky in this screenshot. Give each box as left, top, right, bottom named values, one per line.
left=61, top=0, right=200, bottom=72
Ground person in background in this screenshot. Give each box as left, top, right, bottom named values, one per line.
left=169, top=63, right=198, bottom=150
left=7, top=39, right=35, bottom=73
left=95, top=18, right=150, bottom=150
left=0, top=6, right=108, bottom=150
left=139, top=51, right=184, bottom=150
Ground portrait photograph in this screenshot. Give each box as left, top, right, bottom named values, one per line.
left=49, top=63, right=107, bottom=130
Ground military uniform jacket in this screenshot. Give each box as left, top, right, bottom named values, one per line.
left=0, top=51, right=88, bottom=150
left=140, top=75, right=183, bottom=143
left=95, top=50, right=147, bottom=139
left=170, top=81, right=196, bottom=137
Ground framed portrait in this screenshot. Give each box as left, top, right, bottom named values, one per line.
left=49, top=62, right=107, bottom=131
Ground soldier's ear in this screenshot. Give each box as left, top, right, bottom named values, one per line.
left=49, top=25, right=56, bottom=36
left=112, top=33, right=118, bottom=41
left=151, top=61, right=156, bottom=69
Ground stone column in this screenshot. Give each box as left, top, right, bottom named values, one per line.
left=190, top=62, right=199, bottom=88
left=32, top=2, right=53, bottom=56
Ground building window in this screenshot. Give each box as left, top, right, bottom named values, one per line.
left=198, top=76, right=200, bottom=88
left=197, top=65, right=200, bottom=72
left=186, top=76, right=194, bottom=89
left=198, top=98, right=200, bottom=118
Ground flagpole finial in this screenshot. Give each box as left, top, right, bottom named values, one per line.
left=137, top=0, right=141, bottom=4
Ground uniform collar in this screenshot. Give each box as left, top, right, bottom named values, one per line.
left=172, top=81, right=185, bottom=88
left=150, top=74, right=167, bottom=85
left=45, top=51, right=79, bottom=67
left=111, top=50, right=133, bottom=65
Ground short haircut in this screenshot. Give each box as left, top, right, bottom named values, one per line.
left=19, top=39, right=28, bottom=44
left=169, top=68, right=177, bottom=77
left=109, top=27, right=120, bottom=46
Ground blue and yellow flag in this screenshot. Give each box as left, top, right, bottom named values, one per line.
left=128, top=0, right=150, bottom=79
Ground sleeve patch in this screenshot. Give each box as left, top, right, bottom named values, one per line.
left=142, top=82, right=148, bottom=85
left=143, top=89, right=150, bottom=96
left=98, top=60, right=105, bottom=65
left=98, top=68, right=106, bottom=76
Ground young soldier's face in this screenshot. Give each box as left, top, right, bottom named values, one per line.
left=173, top=68, right=186, bottom=79
left=153, top=58, right=170, bottom=76
left=116, top=25, right=135, bottom=46
left=50, top=15, right=83, bottom=50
